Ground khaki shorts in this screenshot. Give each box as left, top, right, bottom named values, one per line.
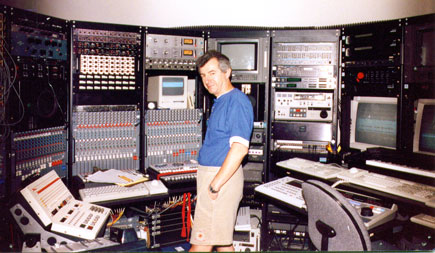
left=190, top=165, right=243, bottom=246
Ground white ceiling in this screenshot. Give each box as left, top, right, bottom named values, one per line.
left=0, top=0, right=433, bottom=28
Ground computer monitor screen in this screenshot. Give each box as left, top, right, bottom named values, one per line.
left=413, top=99, right=435, bottom=155
left=147, top=75, right=188, bottom=109
left=350, top=96, right=398, bottom=151
left=220, top=42, right=257, bottom=71
left=162, top=77, right=185, bottom=96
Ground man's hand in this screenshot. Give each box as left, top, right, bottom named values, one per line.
left=208, top=184, right=219, bottom=200
left=208, top=189, right=218, bottom=200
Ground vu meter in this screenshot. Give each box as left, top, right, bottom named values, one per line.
left=145, top=34, right=204, bottom=70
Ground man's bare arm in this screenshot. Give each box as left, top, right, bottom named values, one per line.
left=209, top=142, right=248, bottom=195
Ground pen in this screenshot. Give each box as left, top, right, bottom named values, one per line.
left=118, top=175, right=133, bottom=182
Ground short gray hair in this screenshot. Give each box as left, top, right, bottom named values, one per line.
left=196, top=50, right=231, bottom=73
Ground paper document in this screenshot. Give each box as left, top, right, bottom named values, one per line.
left=86, top=169, right=147, bottom=186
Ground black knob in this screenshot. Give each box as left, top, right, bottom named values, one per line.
left=20, top=216, right=30, bottom=225
left=361, top=207, right=373, bottom=217
left=320, top=110, right=328, bottom=119
left=47, top=237, right=57, bottom=246
left=14, top=208, right=22, bottom=216
left=25, top=236, right=38, bottom=248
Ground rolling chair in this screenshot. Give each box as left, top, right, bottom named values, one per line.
left=302, top=180, right=372, bottom=251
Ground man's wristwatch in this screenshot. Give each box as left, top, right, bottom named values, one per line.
left=209, top=185, right=219, bottom=193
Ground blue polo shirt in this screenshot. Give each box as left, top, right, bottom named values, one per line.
left=198, top=88, right=254, bottom=166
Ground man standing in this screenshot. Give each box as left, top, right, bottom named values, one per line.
left=189, top=50, right=254, bottom=252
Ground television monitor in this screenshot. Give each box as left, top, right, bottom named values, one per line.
left=220, top=42, right=257, bottom=71
left=413, top=99, right=435, bottom=156
left=404, top=18, right=434, bottom=86
left=350, top=96, right=398, bottom=151
left=147, top=75, right=188, bottom=109
left=208, top=37, right=269, bottom=83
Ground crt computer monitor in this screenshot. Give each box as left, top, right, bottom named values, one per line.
left=350, top=96, right=398, bottom=151
left=413, top=99, right=435, bottom=156
left=147, top=75, right=188, bottom=109
left=219, top=41, right=258, bottom=72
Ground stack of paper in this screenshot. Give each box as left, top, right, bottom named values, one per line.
left=86, top=169, right=148, bottom=186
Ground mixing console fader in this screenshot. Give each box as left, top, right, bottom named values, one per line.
left=144, top=109, right=202, bottom=168
left=11, top=126, right=67, bottom=191
left=72, top=105, right=140, bottom=176
left=72, top=24, right=142, bottom=93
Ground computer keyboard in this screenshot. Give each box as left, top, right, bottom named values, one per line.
left=336, top=169, right=435, bottom=206
left=79, top=180, right=168, bottom=203
left=255, top=176, right=306, bottom=209
left=276, top=157, right=347, bottom=179
left=366, top=159, right=435, bottom=179
left=255, top=176, right=397, bottom=230
left=361, top=148, right=435, bottom=179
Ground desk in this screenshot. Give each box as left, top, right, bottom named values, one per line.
left=70, top=175, right=196, bottom=250
left=263, top=158, right=435, bottom=250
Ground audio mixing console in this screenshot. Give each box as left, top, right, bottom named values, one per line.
left=72, top=105, right=140, bottom=176
left=144, top=109, right=202, bottom=168
left=11, top=126, right=67, bottom=194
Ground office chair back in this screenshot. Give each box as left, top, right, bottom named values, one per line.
left=302, top=180, right=372, bottom=251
